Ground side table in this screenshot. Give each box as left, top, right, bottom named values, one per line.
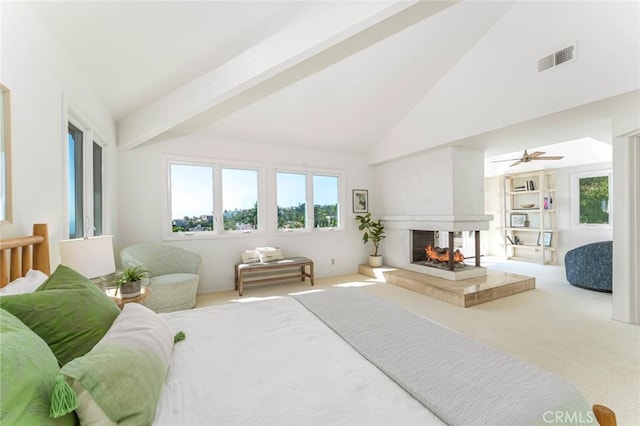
left=105, top=286, right=150, bottom=310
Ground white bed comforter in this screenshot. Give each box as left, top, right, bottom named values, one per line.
left=155, top=296, right=444, bottom=426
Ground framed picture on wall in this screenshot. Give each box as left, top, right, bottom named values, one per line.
left=510, top=213, right=527, bottom=228
left=352, top=189, right=368, bottom=213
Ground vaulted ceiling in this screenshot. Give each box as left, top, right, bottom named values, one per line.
left=28, top=1, right=640, bottom=163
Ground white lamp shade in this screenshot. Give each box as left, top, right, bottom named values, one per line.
left=59, top=236, right=116, bottom=279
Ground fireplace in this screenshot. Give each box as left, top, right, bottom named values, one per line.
left=410, top=230, right=481, bottom=272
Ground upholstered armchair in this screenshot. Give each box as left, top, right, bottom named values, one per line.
left=564, top=241, right=612, bottom=292
left=120, top=243, right=201, bottom=313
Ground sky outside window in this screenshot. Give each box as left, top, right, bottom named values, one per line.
left=171, top=164, right=213, bottom=218
left=222, top=168, right=257, bottom=211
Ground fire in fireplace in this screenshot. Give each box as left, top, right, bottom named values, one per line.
left=411, top=230, right=481, bottom=272
left=425, top=245, right=465, bottom=265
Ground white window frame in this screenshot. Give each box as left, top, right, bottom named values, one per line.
left=163, top=156, right=265, bottom=240
left=64, top=103, right=109, bottom=239
left=570, top=169, right=613, bottom=230
left=273, top=166, right=345, bottom=234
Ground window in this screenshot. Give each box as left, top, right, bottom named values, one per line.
left=571, top=169, right=612, bottom=228
left=276, top=169, right=342, bottom=231
left=222, top=168, right=258, bottom=232
left=167, top=160, right=340, bottom=237
left=168, top=160, right=261, bottom=236
left=169, top=163, right=214, bottom=233
left=277, top=172, right=307, bottom=230
left=313, top=175, right=339, bottom=228
left=67, top=122, right=104, bottom=238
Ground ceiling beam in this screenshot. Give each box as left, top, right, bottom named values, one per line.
left=117, top=1, right=425, bottom=150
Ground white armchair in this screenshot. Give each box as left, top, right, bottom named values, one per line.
left=120, top=243, right=201, bottom=313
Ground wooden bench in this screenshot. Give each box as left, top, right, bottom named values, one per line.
left=235, top=257, right=314, bottom=296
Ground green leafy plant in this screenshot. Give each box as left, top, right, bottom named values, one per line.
left=112, top=266, right=148, bottom=296
left=355, top=212, right=385, bottom=256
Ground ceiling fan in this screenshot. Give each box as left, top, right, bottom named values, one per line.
left=492, top=149, right=564, bottom=167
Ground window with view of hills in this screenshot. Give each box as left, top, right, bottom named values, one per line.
left=276, top=171, right=341, bottom=231
left=168, top=160, right=341, bottom=237
left=222, top=168, right=258, bottom=232
left=170, top=163, right=215, bottom=233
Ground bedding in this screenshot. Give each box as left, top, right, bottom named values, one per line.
left=0, top=265, right=121, bottom=365
left=155, top=296, right=445, bottom=425
left=294, top=288, right=596, bottom=426
left=55, top=303, right=174, bottom=425
left=0, top=268, right=48, bottom=295
left=0, top=308, right=77, bottom=425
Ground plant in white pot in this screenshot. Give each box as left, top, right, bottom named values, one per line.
left=355, top=212, right=386, bottom=267
left=113, top=266, right=148, bottom=299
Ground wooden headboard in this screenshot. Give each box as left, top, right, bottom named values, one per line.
left=0, top=223, right=50, bottom=287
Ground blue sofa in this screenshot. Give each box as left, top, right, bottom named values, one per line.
left=564, top=241, right=612, bottom=292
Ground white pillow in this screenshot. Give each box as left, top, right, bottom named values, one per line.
left=56, top=303, right=174, bottom=425
left=0, top=269, right=49, bottom=295
left=240, top=249, right=260, bottom=264
left=256, top=247, right=285, bottom=263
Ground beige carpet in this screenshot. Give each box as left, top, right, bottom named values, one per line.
left=196, top=257, right=639, bottom=426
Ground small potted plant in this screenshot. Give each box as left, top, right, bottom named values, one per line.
left=113, top=266, right=148, bottom=298
left=355, top=212, right=386, bottom=267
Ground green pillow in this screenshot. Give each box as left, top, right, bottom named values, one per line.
left=0, top=265, right=120, bottom=366
left=0, top=308, right=77, bottom=425
left=53, top=303, right=174, bottom=425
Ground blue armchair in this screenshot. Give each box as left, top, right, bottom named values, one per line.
left=120, top=243, right=201, bottom=313
left=564, top=241, right=612, bottom=292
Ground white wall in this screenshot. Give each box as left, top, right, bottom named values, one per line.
left=484, top=161, right=614, bottom=264
left=371, top=145, right=486, bottom=270
left=116, top=135, right=372, bottom=294
left=368, top=2, right=640, bottom=165
left=372, top=146, right=485, bottom=216
left=1, top=3, right=117, bottom=264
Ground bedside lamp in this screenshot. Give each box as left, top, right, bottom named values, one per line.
left=59, top=235, right=116, bottom=288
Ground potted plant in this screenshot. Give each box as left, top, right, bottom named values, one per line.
left=112, top=266, right=148, bottom=299
left=355, top=212, right=386, bottom=267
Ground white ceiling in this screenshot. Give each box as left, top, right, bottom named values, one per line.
left=33, top=0, right=322, bottom=120
left=24, top=0, right=640, bottom=163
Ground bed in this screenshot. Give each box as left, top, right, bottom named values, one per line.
left=0, top=224, right=617, bottom=426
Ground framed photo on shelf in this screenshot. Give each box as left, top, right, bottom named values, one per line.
left=537, top=231, right=553, bottom=247
left=510, top=213, right=527, bottom=228
left=352, top=189, right=368, bottom=213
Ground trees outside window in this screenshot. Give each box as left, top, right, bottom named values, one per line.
left=277, top=172, right=307, bottom=230
left=571, top=170, right=612, bottom=228
left=222, top=168, right=259, bottom=231
left=276, top=171, right=341, bottom=231
left=167, top=160, right=341, bottom=238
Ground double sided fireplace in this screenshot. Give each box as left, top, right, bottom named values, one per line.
left=410, top=230, right=481, bottom=271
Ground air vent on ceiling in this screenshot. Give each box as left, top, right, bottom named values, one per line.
left=538, top=44, right=576, bottom=72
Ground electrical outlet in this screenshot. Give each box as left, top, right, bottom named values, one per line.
left=331, top=258, right=335, bottom=265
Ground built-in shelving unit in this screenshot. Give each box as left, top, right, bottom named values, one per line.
left=500, top=170, right=557, bottom=264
